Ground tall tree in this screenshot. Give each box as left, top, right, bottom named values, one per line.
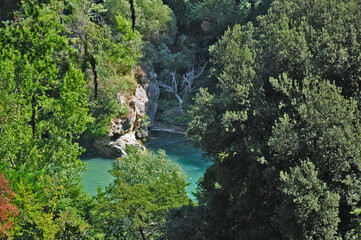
left=186, top=0, right=361, bottom=238
left=0, top=0, right=92, bottom=184
left=269, top=75, right=361, bottom=238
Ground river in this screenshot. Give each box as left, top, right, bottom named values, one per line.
left=82, top=130, right=211, bottom=199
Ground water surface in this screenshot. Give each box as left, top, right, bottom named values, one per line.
left=82, top=130, right=210, bottom=199
left=82, top=157, right=114, bottom=195
left=146, top=131, right=211, bottom=198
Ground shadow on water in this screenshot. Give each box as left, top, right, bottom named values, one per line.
left=82, top=130, right=211, bottom=199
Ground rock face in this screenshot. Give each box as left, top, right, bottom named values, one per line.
left=146, top=79, right=160, bottom=125
left=92, top=69, right=160, bottom=158
left=94, top=132, right=144, bottom=158
left=93, top=84, right=149, bottom=158
left=137, top=69, right=160, bottom=125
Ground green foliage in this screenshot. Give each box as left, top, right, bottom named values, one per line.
left=279, top=161, right=341, bottom=239
left=0, top=173, right=18, bottom=239
left=91, top=147, right=189, bottom=239
left=0, top=2, right=97, bottom=237
left=104, top=0, right=174, bottom=42
left=161, top=204, right=205, bottom=240
left=189, top=0, right=273, bottom=43
left=188, top=23, right=256, bottom=156
left=155, top=98, right=191, bottom=126
left=63, top=0, right=142, bottom=138
left=258, top=0, right=361, bottom=97
left=269, top=75, right=361, bottom=238
left=0, top=1, right=92, bottom=184
left=185, top=0, right=361, bottom=238
left=104, top=15, right=143, bottom=75
left=210, top=23, right=255, bottom=93
left=3, top=167, right=94, bottom=239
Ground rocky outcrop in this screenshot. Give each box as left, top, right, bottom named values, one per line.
left=94, top=132, right=144, bottom=158
left=137, top=69, right=159, bottom=125
left=92, top=69, right=160, bottom=158
left=93, top=84, right=149, bottom=158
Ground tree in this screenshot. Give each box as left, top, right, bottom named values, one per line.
left=63, top=0, right=144, bottom=139
left=0, top=174, right=18, bottom=239
left=268, top=75, right=361, bottom=238
left=188, top=23, right=256, bottom=156
left=257, top=0, right=361, bottom=97
left=2, top=167, right=94, bottom=239
left=91, top=147, right=189, bottom=239
left=64, top=0, right=108, bottom=100
left=185, top=1, right=361, bottom=238
left=0, top=2, right=96, bottom=237
left=0, top=0, right=92, bottom=186
left=104, top=0, right=174, bottom=42
left=159, top=62, right=207, bottom=113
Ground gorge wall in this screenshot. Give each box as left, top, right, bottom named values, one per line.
left=92, top=70, right=160, bottom=158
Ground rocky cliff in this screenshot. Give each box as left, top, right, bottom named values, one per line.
left=93, top=70, right=159, bottom=158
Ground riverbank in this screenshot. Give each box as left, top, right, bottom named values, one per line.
left=151, top=121, right=187, bottom=134
left=82, top=130, right=210, bottom=200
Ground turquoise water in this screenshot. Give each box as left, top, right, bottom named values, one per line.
left=81, top=156, right=114, bottom=195
left=82, top=131, right=211, bottom=198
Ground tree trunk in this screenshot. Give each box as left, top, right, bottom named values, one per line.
left=31, top=94, right=36, bottom=137
left=175, top=93, right=184, bottom=113
left=139, top=225, right=147, bottom=240
left=129, top=0, right=136, bottom=31
left=90, top=55, right=98, bottom=100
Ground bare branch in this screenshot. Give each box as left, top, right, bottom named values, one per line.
left=157, top=62, right=207, bottom=112
left=158, top=81, right=173, bottom=92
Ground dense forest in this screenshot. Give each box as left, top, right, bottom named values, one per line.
left=1, top=0, right=361, bottom=239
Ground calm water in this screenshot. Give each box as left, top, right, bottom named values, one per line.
left=82, top=131, right=211, bottom=199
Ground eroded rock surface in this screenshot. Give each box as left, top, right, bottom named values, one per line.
left=94, top=84, right=149, bottom=158
left=91, top=68, right=160, bottom=158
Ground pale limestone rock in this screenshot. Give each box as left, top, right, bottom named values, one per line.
left=94, top=84, right=150, bottom=158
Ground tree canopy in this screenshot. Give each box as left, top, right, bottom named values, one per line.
left=186, top=0, right=361, bottom=239
left=91, top=148, right=189, bottom=239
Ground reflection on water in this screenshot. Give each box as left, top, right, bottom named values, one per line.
left=82, top=130, right=211, bottom=199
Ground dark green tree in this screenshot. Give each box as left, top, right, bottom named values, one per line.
left=186, top=1, right=361, bottom=238
left=257, top=0, right=361, bottom=97
left=268, top=75, right=361, bottom=238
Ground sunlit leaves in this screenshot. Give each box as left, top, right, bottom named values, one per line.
left=92, top=148, right=189, bottom=239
